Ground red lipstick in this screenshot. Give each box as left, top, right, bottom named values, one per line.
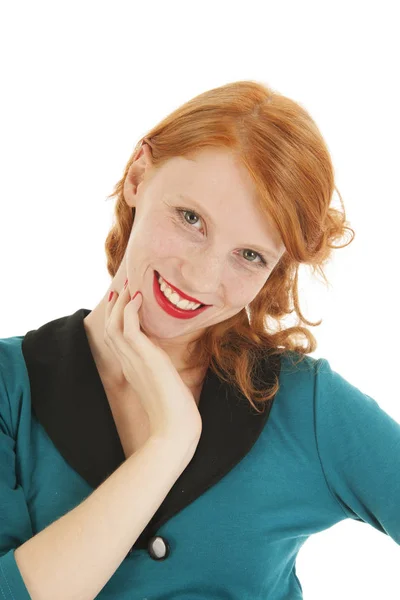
left=153, top=271, right=210, bottom=320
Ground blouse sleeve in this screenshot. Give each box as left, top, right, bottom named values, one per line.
left=313, top=358, right=400, bottom=545
left=0, top=365, right=33, bottom=599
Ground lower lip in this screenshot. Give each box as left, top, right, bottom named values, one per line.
left=153, top=271, right=210, bottom=319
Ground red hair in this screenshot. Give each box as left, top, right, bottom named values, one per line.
left=105, top=80, right=354, bottom=413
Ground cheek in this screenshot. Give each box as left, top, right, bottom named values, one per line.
left=227, top=279, right=263, bottom=308
left=152, top=221, right=186, bottom=256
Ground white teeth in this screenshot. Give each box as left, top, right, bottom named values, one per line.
left=157, top=274, right=202, bottom=310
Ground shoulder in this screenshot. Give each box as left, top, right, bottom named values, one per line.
left=278, top=349, right=324, bottom=383
left=278, top=350, right=364, bottom=400
left=0, top=336, right=28, bottom=438
left=0, top=335, right=26, bottom=385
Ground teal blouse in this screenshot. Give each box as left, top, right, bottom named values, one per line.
left=0, top=308, right=399, bottom=599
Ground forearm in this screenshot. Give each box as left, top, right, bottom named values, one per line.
left=14, top=436, right=193, bottom=600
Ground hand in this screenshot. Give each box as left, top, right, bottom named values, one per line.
left=104, top=278, right=203, bottom=449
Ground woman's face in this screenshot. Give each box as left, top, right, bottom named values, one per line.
left=122, top=145, right=285, bottom=347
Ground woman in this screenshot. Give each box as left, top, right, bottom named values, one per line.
left=1, top=80, right=399, bottom=599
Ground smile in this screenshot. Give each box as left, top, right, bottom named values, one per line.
left=153, top=271, right=210, bottom=320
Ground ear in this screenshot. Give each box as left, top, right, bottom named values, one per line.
left=123, top=142, right=154, bottom=208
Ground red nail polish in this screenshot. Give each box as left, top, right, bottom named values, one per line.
left=131, top=291, right=140, bottom=301
left=108, top=291, right=114, bottom=302
left=124, top=278, right=128, bottom=289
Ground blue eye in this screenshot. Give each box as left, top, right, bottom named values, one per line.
left=175, top=208, right=268, bottom=269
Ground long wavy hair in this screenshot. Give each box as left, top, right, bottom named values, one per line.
left=104, top=80, right=355, bottom=413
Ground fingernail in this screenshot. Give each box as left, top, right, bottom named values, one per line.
left=124, top=278, right=128, bottom=289
left=108, top=291, right=114, bottom=302
left=131, top=291, right=140, bottom=301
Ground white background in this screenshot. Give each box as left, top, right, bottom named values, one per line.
left=0, top=1, right=399, bottom=597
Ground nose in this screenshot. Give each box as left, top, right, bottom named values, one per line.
left=182, top=256, right=223, bottom=304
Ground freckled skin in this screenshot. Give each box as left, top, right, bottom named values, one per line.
left=83, top=145, right=285, bottom=388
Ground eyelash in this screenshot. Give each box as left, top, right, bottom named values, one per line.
left=174, top=207, right=268, bottom=269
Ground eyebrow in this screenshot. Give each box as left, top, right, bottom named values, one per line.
left=176, top=193, right=280, bottom=261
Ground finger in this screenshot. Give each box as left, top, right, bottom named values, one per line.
left=122, top=289, right=143, bottom=340
left=105, top=280, right=141, bottom=346
left=103, top=284, right=139, bottom=388
left=104, top=280, right=130, bottom=346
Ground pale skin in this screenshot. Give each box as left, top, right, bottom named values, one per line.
left=83, top=143, right=285, bottom=429
left=11, top=146, right=287, bottom=598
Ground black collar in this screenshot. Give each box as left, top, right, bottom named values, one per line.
left=21, top=308, right=281, bottom=550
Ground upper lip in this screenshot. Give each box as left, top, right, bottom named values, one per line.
left=157, top=271, right=207, bottom=305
